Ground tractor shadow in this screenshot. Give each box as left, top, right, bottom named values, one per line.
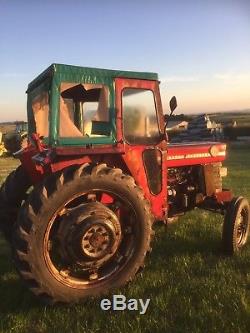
left=142, top=218, right=250, bottom=307
left=0, top=237, right=114, bottom=316
left=152, top=220, right=223, bottom=257
left=0, top=276, right=42, bottom=315
left=0, top=236, right=42, bottom=314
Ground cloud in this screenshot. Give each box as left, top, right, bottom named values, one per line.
left=161, top=76, right=200, bottom=83
left=214, top=72, right=250, bottom=82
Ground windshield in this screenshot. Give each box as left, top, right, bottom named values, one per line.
left=122, top=88, right=160, bottom=144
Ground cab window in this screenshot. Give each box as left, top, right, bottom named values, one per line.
left=31, top=90, right=49, bottom=137
left=122, top=88, right=160, bottom=144
left=59, top=83, right=109, bottom=137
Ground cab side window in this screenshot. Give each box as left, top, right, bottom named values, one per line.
left=59, top=83, right=109, bottom=137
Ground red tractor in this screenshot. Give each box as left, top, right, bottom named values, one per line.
left=0, top=64, right=249, bottom=303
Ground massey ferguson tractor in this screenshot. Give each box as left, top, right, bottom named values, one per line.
left=0, top=64, right=249, bottom=304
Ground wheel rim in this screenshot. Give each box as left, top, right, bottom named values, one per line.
left=43, top=189, right=138, bottom=288
left=236, top=206, right=249, bottom=246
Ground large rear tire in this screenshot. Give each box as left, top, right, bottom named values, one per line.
left=0, top=165, right=31, bottom=241
left=13, top=164, right=153, bottom=303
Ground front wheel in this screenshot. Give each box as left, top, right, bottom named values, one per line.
left=13, top=164, right=153, bottom=303
left=222, top=196, right=250, bottom=255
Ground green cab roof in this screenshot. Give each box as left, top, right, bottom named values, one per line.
left=27, top=63, right=159, bottom=92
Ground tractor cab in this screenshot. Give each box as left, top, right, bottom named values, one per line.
left=26, top=63, right=167, bottom=148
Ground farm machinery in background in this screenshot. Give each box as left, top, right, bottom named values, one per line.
left=0, top=63, right=249, bottom=304
left=0, top=131, right=7, bottom=156
left=3, top=121, right=28, bottom=154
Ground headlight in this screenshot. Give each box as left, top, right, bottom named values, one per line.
left=210, top=145, right=219, bottom=157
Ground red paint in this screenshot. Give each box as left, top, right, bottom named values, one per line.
left=50, top=156, right=91, bottom=173
left=115, top=77, right=168, bottom=219
left=166, top=143, right=226, bottom=167
left=31, top=133, right=45, bottom=152
left=214, top=190, right=232, bottom=203
left=100, top=193, right=114, bottom=204
left=20, top=144, right=45, bottom=183
left=55, top=145, right=125, bottom=156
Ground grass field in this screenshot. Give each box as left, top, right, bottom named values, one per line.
left=0, top=145, right=250, bottom=333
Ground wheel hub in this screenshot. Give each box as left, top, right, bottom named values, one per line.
left=79, top=218, right=119, bottom=259
left=57, top=202, right=122, bottom=267
left=88, top=229, right=106, bottom=248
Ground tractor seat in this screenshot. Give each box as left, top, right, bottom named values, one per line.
left=83, top=119, right=107, bottom=137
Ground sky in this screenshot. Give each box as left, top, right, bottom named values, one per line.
left=0, top=0, right=250, bottom=121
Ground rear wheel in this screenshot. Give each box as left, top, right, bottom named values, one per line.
left=222, top=197, right=250, bottom=255
left=13, top=164, right=153, bottom=303
left=0, top=165, right=31, bottom=241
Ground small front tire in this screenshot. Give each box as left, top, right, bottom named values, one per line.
left=222, top=196, right=250, bottom=255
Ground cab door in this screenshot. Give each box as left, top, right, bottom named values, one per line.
left=115, top=77, right=168, bottom=220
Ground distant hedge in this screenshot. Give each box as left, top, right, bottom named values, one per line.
left=224, top=126, right=250, bottom=140
left=167, top=129, right=183, bottom=140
